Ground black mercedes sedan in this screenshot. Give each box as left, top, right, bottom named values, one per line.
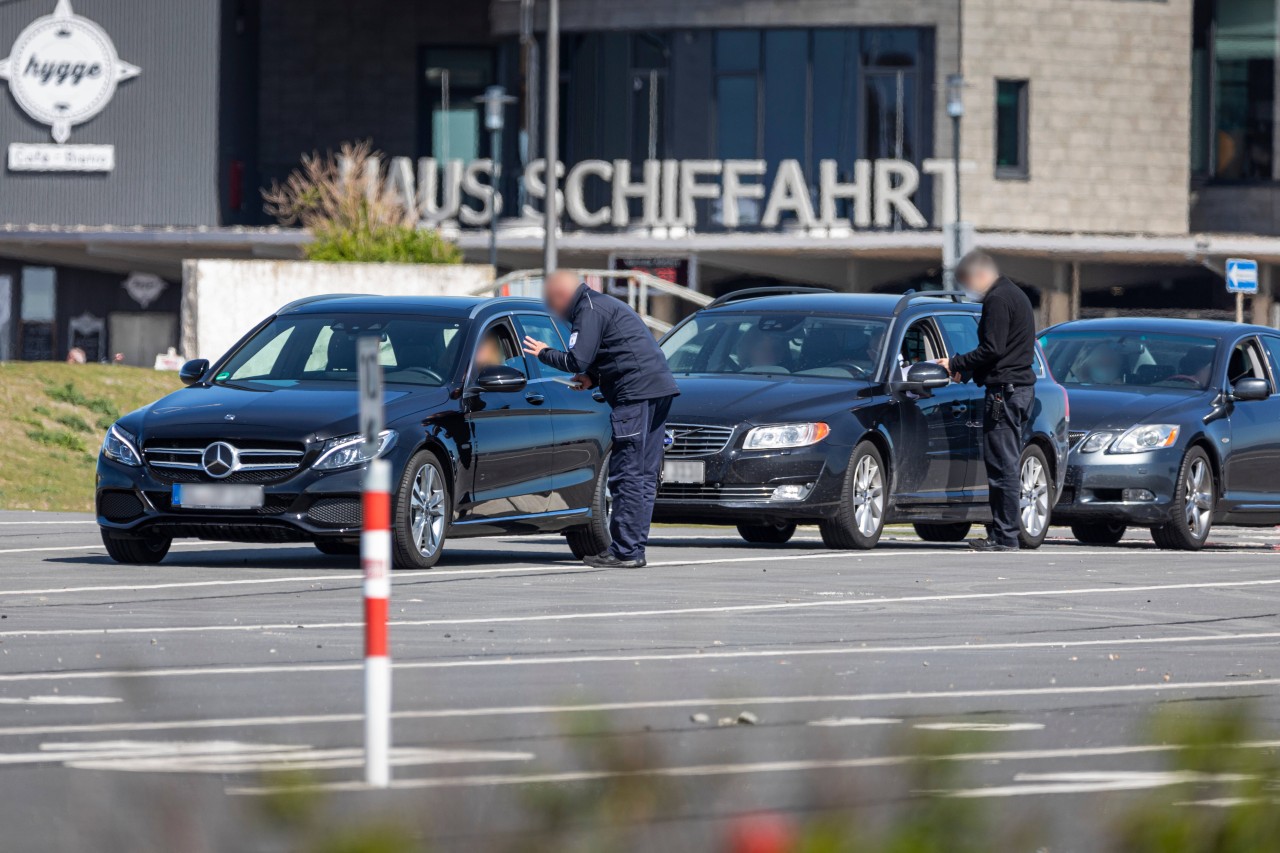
left=96, top=295, right=613, bottom=568
left=1042, top=317, right=1280, bottom=550
left=654, top=289, right=1070, bottom=549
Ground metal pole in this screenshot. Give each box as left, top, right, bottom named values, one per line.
left=489, top=125, right=502, bottom=272
left=952, top=113, right=962, bottom=267
left=1237, top=291, right=1245, bottom=324
left=542, top=0, right=560, bottom=273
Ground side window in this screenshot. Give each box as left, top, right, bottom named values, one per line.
left=1261, top=337, right=1280, bottom=390
left=935, top=313, right=980, bottom=357
left=515, top=314, right=572, bottom=378
left=1227, top=338, right=1270, bottom=389
left=899, top=319, right=940, bottom=368
left=472, top=320, right=527, bottom=379
left=1032, top=346, right=1047, bottom=379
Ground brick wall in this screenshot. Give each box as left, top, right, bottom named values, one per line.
left=961, top=0, right=1192, bottom=235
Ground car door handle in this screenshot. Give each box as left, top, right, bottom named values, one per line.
left=525, top=392, right=546, bottom=405
left=592, top=390, right=606, bottom=403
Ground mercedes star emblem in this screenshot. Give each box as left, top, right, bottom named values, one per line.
left=201, top=441, right=239, bottom=479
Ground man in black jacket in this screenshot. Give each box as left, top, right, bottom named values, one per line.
left=523, top=271, right=680, bottom=568
left=937, top=251, right=1037, bottom=552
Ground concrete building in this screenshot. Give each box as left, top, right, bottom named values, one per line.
left=0, top=0, right=1276, bottom=363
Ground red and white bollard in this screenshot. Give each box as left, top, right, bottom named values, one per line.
left=362, top=457, right=392, bottom=787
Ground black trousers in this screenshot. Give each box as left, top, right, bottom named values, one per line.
left=607, top=395, right=675, bottom=561
left=983, top=385, right=1035, bottom=547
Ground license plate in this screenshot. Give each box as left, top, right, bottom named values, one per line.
left=172, top=484, right=264, bottom=510
left=663, top=460, right=705, bottom=484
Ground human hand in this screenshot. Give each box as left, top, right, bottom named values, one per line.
left=522, top=336, right=548, bottom=357
left=935, top=357, right=950, bottom=372
left=571, top=373, right=594, bottom=390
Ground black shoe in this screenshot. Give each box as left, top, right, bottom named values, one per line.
left=583, top=552, right=646, bottom=568
left=968, top=538, right=1019, bottom=552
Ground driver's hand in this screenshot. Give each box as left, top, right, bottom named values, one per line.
left=571, top=373, right=595, bottom=390
left=522, top=336, right=549, bottom=358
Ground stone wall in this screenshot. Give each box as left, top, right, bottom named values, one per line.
left=961, top=0, right=1192, bottom=235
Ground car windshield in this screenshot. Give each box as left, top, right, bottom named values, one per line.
left=215, top=314, right=464, bottom=389
left=1040, top=330, right=1218, bottom=390
left=662, top=313, right=890, bottom=379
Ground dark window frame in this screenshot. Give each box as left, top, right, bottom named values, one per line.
left=994, top=78, right=1030, bottom=180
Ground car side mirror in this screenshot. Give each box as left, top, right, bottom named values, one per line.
left=895, top=362, right=951, bottom=397
left=1231, top=377, right=1270, bottom=402
left=475, top=364, right=527, bottom=393
left=179, top=358, right=210, bottom=386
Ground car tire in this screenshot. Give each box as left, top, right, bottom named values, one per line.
left=737, top=521, right=797, bottom=544
left=1070, top=521, right=1127, bottom=546
left=567, top=454, right=612, bottom=560
left=913, top=522, right=972, bottom=543
left=819, top=441, right=886, bottom=550
left=100, top=529, right=171, bottom=565
left=392, top=451, right=451, bottom=570
left=1151, top=446, right=1214, bottom=551
left=315, top=539, right=360, bottom=557
left=1017, top=444, right=1052, bottom=550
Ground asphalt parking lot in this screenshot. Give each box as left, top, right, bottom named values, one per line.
left=0, top=511, right=1276, bottom=851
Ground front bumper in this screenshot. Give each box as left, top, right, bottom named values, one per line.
left=1051, top=445, right=1183, bottom=526
left=651, top=442, right=847, bottom=525
left=95, top=456, right=371, bottom=542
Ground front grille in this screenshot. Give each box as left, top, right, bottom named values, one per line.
left=307, top=497, right=363, bottom=527
left=99, top=490, right=144, bottom=522
left=658, top=483, right=776, bottom=502
left=1068, top=431, right=1088, bottom=450
left=665, top=424, right=735, bottom=458
left=143, top=439, right=305, bottom=485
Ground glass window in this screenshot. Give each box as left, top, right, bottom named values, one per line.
left=716, top=75, right=760, bottom=160
left=1261, top=336, right=1280, bottom=381
left=812, top=30, right=858, bottom=168
left=995, top=79, right=1029, bottom=178
left=472, top=321, right=527, bottom=378
left=218, top=314, right=463, bottom=388
left=661, top=312, right=888, bottom=379
left=421, top=48, right=493, bottom=162
left=515, top=314, right=573, bottom=378
left=865, top=70, right=916, bottom=162
left=861, top=28, right=919, bottom=69
left=715, top=31, right=761, bottom=74
left=1197, top=0, right=1277, bottom=180
left=763, top=31, right=808, bottom=170
left=1227, top=337, right=1270, bottom=386
left=19, top=266, right=55, bottom=361
left=1040, top=330, right=1219, bottom=390
left=899, top=319, right=939, bottom=367
left=935, top=314, right=980, bottom=357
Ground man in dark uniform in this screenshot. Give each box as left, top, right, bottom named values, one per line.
left=522, top=271, right=680, bottom=568
left=937, top=251, right=1037, bottom=552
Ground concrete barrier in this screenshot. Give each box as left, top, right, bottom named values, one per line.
left=179, top=259, right=494, bottom=361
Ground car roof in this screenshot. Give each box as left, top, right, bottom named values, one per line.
left=701, top=292, right=980, bottom=317
left=1043, top=316, right=1277, bottom=339
left=278, top=294, right=542, bottom=320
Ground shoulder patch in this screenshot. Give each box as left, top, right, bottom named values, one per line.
left=569, top=331, right=579, bottom=348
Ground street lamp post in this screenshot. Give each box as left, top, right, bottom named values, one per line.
left=542, top=0, right=560, bottom=274
left=945, top=73, right=965, bottom=290
left=475, top=85, right=517, bottom=274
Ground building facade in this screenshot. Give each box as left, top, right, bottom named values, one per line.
left=0, top=0, right=1276, bottom=364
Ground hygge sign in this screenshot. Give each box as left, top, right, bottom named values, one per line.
left=374, top=156, right=960, bottom=231
left=0, top=0, right=139, bottom=172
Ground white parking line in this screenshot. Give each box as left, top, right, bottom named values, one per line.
left=2, top=677, right=1277, bottom=739
left=2, top=576, right=1278, bottom=639
left=226, top=738, right=1280, bottom=795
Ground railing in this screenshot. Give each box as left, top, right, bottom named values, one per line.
left=472, top=268, right=713, bottom=335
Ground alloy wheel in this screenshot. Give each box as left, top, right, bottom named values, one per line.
left=410, top=463, right=447, bottom=558
left=851, top=454, right=884, bottom=537
left=1183, top=457, right=1213, bottom=540
left=1019, top=455, right=1050, bottom=539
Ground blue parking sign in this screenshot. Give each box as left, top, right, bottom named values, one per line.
left=1226, top=258, right=1259, bottom=294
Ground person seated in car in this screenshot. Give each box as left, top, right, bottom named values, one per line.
left=1076, top=344, right=1126, bottom=385
left=476, top=331, right=504, bottom=369
left=739, top=329, right=790, bottom=372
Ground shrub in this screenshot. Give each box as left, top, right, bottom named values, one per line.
left=263, top=140, right=462, bottom=265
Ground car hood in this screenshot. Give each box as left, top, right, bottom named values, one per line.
left=1065, top=385, right=1212, bottom=432
left=134, top=382, right=451, bottom=442
left=668, top=374, right=874, bottom=425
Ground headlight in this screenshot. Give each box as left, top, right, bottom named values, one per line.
left=1077, top=431, right=1117, bottom=453
left=101, top=424, right=141, bottom=467
left=1110, top=424, right=1180, bottom=454
left=313, top=430, right=398, bottom=471
left=743, top=423, right=830, bottom=450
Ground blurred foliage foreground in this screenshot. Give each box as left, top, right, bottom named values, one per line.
left=253, top=703, right=1280, bottom=853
